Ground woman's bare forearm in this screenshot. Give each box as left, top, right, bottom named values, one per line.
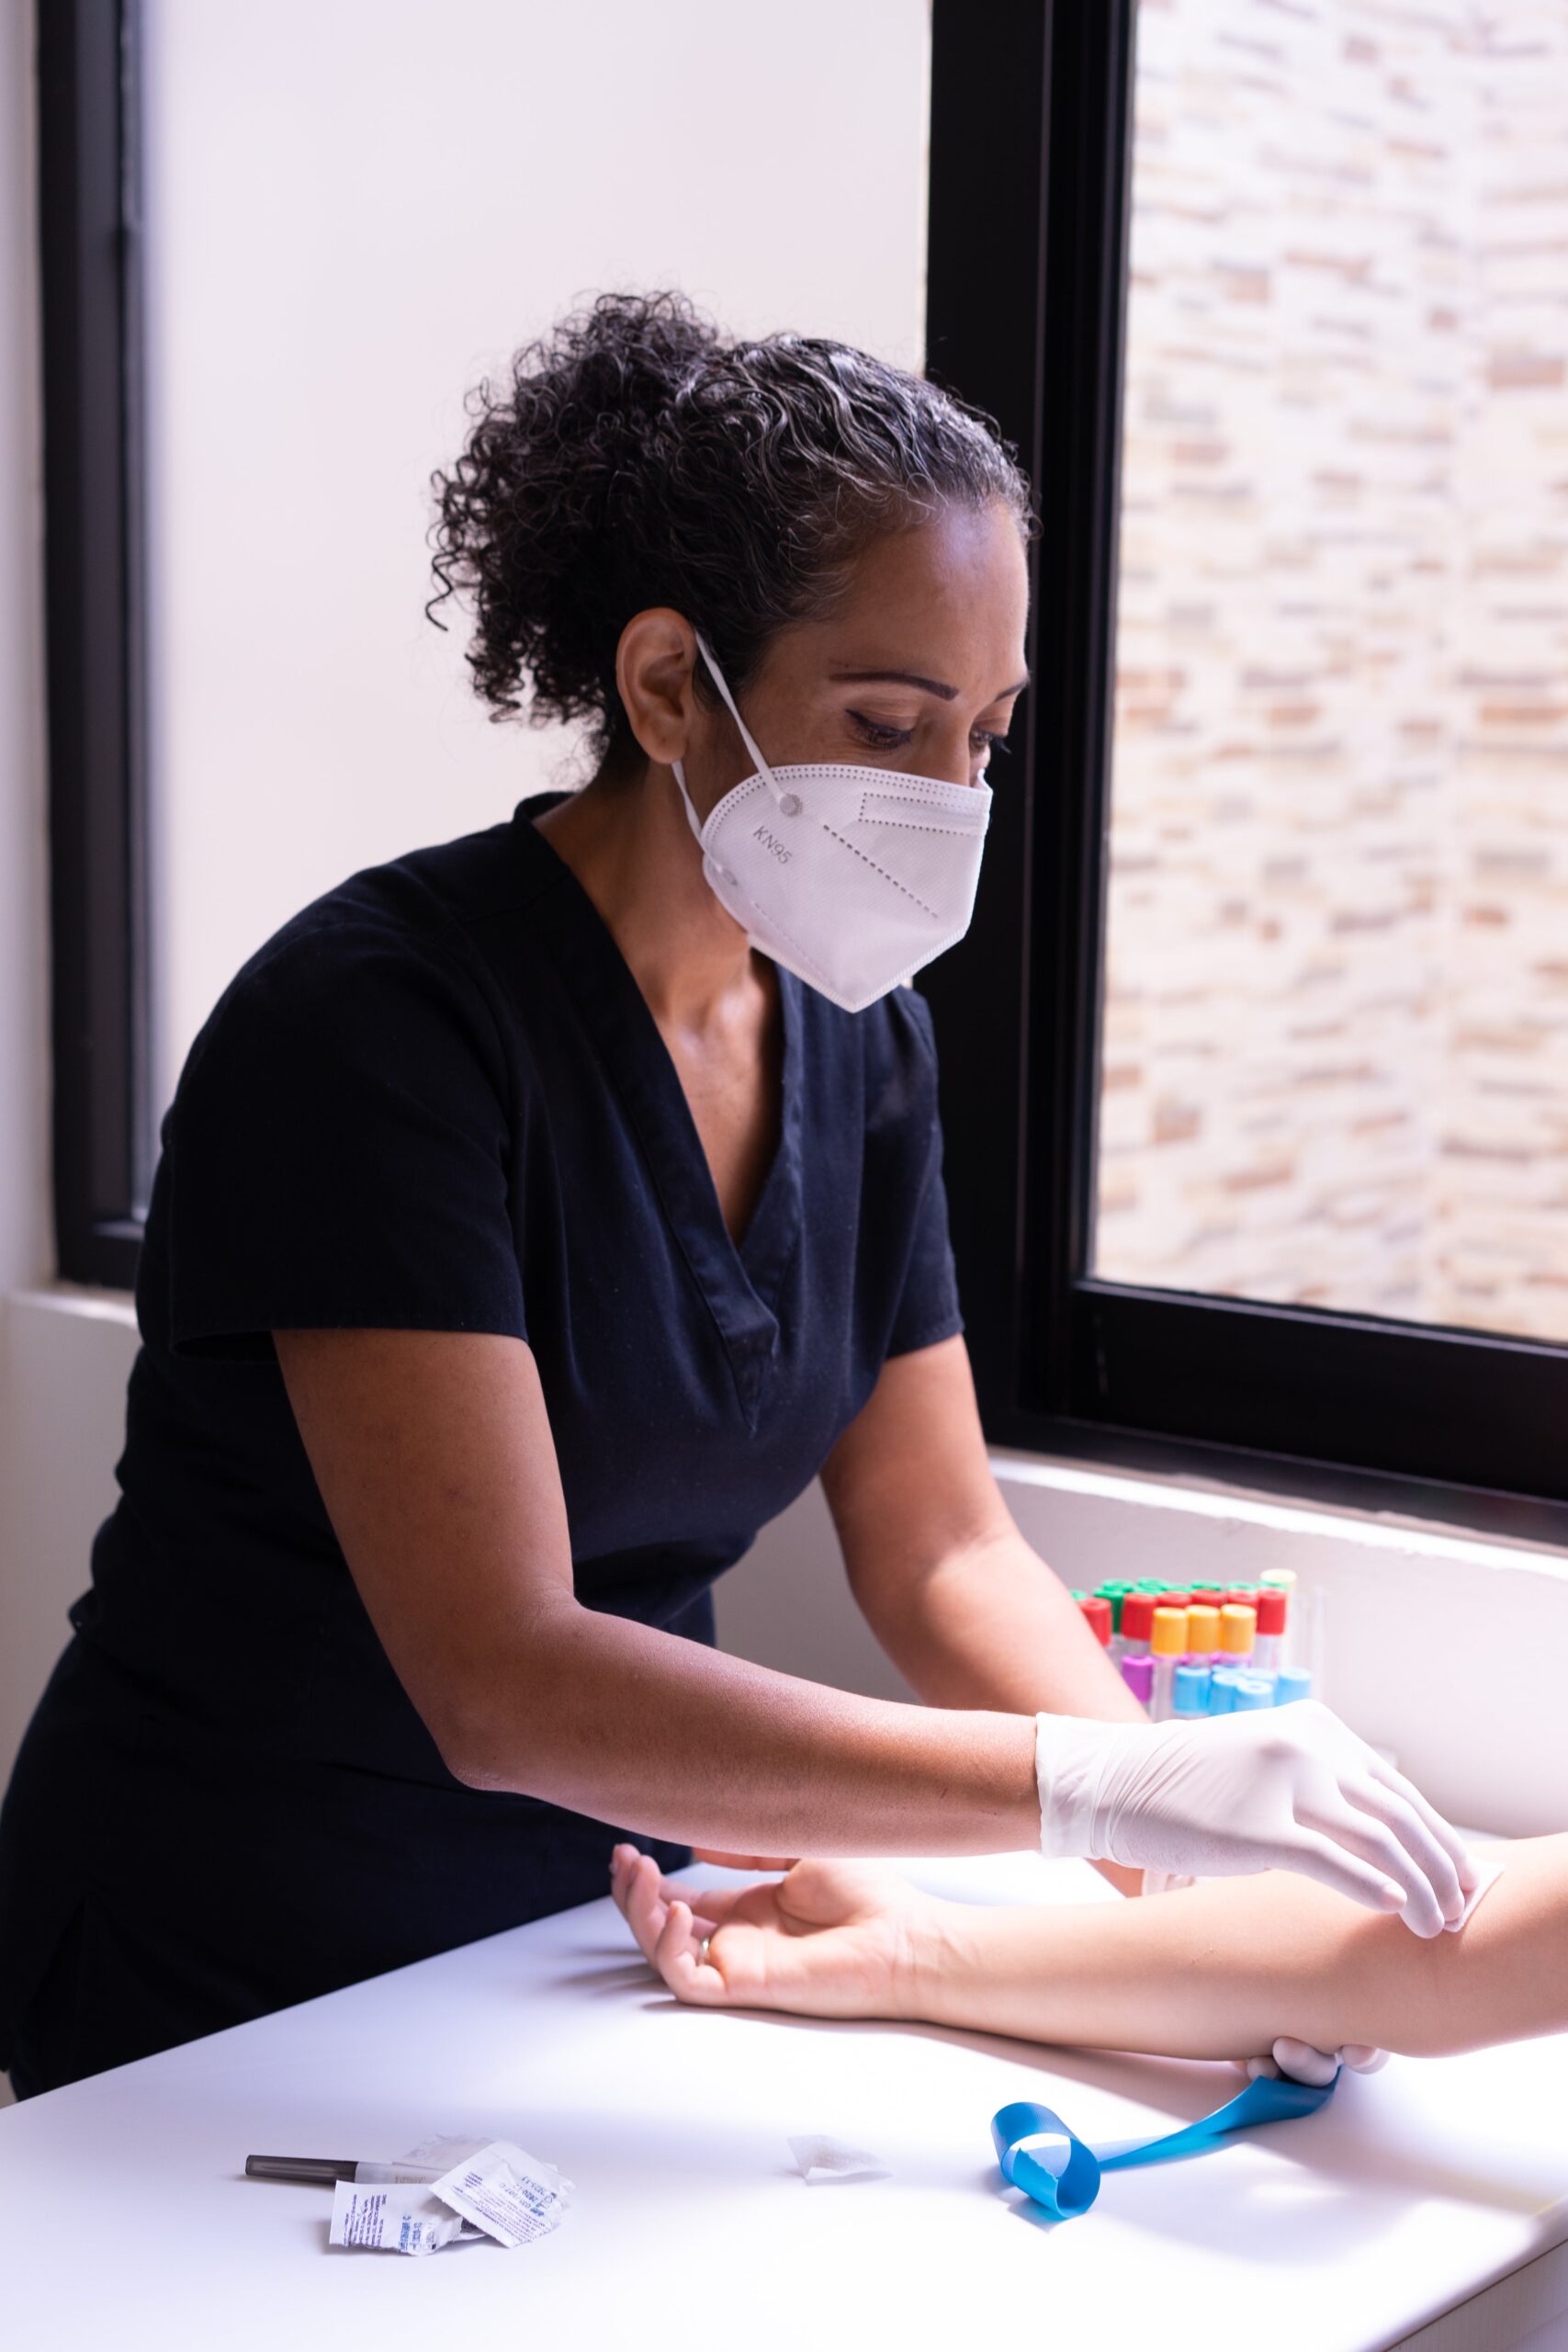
left=853, top=1529, right=1150, bottom=1900
left=909, top=1837, right=1568, bottom=2059
left=449, top=1596, right=1041, bottom=1858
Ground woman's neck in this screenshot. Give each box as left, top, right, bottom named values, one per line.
left=534, top=759, right=760, bottom=1032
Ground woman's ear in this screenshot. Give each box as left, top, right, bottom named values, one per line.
left=615, top=608, right=701, bottom=766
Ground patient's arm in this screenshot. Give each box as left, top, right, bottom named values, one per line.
left=611, top=1837, right=1568, bottom=2064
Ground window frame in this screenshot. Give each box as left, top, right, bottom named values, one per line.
left=38, top=0, right=149, bottom=1292
left=923, top=0, right=1568, bottom=1527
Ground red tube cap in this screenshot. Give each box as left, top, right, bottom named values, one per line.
left=1078, top=1595, right=1112, bottom=1645
left=1255, top=1589, right=1288, bottom=1635
left=1121, top=1594, right=1156, bottom=1643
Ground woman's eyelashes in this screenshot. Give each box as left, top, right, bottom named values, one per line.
left=846, top=711, right=1012, bottom=759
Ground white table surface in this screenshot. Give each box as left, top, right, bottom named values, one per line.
left=4, top=1848, right=1566, bottom=2352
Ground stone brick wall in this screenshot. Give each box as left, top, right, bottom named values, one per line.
left=1096, top=0, right=1568, bottom=1342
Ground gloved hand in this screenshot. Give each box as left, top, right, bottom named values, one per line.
left=1036, top=1700, right=1475, bottom=1937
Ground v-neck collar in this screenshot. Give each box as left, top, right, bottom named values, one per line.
left=510, top=800, right=804, bottom=1428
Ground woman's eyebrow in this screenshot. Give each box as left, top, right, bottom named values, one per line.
left=830, top=668, right=1032, bottom=701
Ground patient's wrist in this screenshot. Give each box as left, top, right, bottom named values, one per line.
left=900, top=1897, right=982, bottom=2030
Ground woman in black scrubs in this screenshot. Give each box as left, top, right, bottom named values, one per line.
left=0, top=295, right=1472, bottom=2096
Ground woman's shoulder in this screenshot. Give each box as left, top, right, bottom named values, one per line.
left=172, top=814, right=550, bottom=1114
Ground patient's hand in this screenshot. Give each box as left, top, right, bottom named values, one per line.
left=610, top=1844, right=931, bottom=2019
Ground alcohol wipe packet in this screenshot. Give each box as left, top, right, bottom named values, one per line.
left=328, top=2178, right=472, bottom=2257
left=428, top=2140, right=573, bottom=2248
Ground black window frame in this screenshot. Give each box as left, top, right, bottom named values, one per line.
left=923, top=0, right=1568, bottom=1532
left=39, top=0, right=148, bottom=1292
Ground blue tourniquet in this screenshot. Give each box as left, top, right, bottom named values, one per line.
left=992, top=2066, right=1338, bottom=2221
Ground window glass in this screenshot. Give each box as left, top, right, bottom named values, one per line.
left=1095, top=0, right=1568, bottom=1343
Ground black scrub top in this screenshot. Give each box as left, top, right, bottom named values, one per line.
left=0, top=795, right=962, bottom=2089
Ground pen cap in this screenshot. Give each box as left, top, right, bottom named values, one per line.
left=1079, top=1595, right=1113, bottom=1645
left=1150, top=1606, right=1188, bottom=1657
left=1255, top=1589, right=1288, bottom=1635
left=1121, top=1594, right=1156, bottom=1644
left=1219, top=1603, right=1257, bottom=1657
left=245, top=2155, right=356, bottom=2185
left=1121, top=1653, right=1156, bottom=1705
left=1185, top=1602, right=1222, bottom=1653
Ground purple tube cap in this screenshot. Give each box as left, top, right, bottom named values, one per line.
left=1120, top=1653, right=1155, bottom=1703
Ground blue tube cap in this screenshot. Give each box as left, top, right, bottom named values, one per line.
left=1234, top=1675, right=1275, bottom=1711
left=1275, top=1666, right=1313, bottom=1705
left=1172, top=1663, right=1211, bottom=1715
left=1208, top=1668, right=1243, bottom=1715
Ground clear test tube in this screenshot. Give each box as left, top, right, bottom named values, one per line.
left=1253, top=1587, right=1288, bottom=1675
left=1217, top=1603, right=1258, bottom=1674
left=1184, top=1602, right=1222, bottom=1664
left=1172, top=1662, right=1211, bottom=1718
left=1119, top=1593, right=1156, bottom=1661
left=1259, top=1569, right=1298, bottom=1666
left=1078, top=1595, right=1112, bottom=1652
left=1149, top=1606, right=1188, bottom=1722
left=1121, top=1652, right=1155, bottom=1709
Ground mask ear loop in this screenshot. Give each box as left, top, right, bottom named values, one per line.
left=693, top=631, right=792, bottom=810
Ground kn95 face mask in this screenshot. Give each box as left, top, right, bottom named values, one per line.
left=670, top=630, right=992, bottom=1014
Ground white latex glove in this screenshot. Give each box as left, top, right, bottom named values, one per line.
left=1036, top=1700, right=1475, bottom=1937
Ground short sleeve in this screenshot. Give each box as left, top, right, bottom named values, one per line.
left=164, top=917, right=527, bottom=1361
left=883, top=994, right=964, bottom=1360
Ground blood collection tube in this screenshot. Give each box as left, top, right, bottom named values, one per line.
left=1172, top=1662, right=1210, bottom=1717
left=1121, top=1652, right=1155, bottom=1708
left=1208, top=1667, right=1243, bottom=1714
left=1095, top=1584, right=1131, bottom=1655
left=1233, top=1676, right=1274, bottom=1711
left=1217, top=1603, right=1258, bottom=1669
left=1149, top=1607, right=1188, bottom=1722
left=1120, top=1594, right=1156, bottom=1659
left=1078, top=1595, right=1112, bottom=1649
left=1259, top=1570, right=1298, bottom=1666
left=1223, top=1587, right=1259, bottom=1613
left=1275, top=1665, right=1312, bottom=1705
left=1184, top=1602, right=1222, bottom=1662
left=1253, top=1587, right=1288, bottom=1674
left=1154, top=1589, right=1191, bottom=1612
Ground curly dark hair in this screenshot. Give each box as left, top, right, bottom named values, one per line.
left=427, top=290, right=1035, bottom=760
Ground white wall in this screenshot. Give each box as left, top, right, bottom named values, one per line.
left=141, top=0, right=932, bottom=1112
